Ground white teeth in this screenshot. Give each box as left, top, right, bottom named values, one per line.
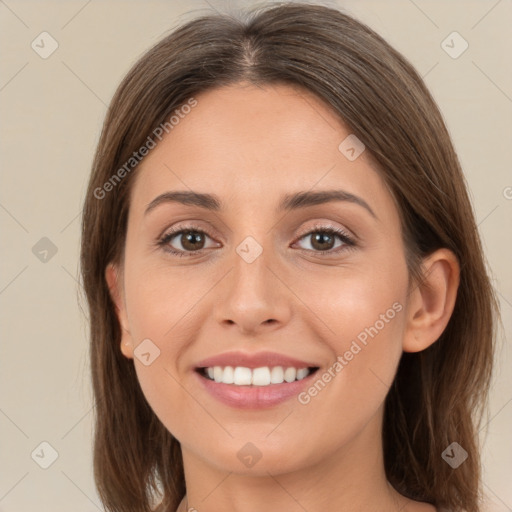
left=296, top=368, right=309, bottom=380
left=204, top=365, right=313, bottom=386
left=233, top=366, right=252, bottom=385
left=270, top=366, right=284, bottom=384
left=222, top=366, right=234, bottom=384
left=284, top=367, right=297, bottom=382
left=252, top=367, right=271, bottom=386
left=213, top=366, right=223, bottom=383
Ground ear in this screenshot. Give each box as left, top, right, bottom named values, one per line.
left=105, top=262, right=134, bottom=359
left=403, top=248, right=460, bottom=353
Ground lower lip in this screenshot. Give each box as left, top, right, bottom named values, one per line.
left=195, top=370, right=318, bottom=409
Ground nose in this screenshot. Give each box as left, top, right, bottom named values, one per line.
left=214, top=242, right=293, bottom=336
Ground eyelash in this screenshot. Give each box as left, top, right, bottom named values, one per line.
left=156, top=223, right=356, bottom=258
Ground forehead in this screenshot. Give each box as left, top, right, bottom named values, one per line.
left=128, top=82, right=394, bottom=221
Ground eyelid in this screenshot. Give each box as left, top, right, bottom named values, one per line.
left=291, top=224, right=356, bottom=254
left=157, top=219, right=219, bottom=240
left=157, top=220, right=357, bottom=257
left=294, top=220, right=354, bottom=240
left=159, top=220, right=354, bottom=241
left=157, top=222, right=219, bottom=251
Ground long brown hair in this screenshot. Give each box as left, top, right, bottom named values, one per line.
left=80, top=3, right=498, bottom=511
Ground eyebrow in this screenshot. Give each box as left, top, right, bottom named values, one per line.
left=144, top=189, right=377, bottom=219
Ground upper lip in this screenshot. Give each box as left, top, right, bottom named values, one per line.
left=195, top=351, right=320, bottom=370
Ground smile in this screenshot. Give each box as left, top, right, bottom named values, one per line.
left=195, top=365, right=320, bottom=409
left=200, top=365, right=316, bottom=386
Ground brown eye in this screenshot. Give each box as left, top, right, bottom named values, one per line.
left=309, top=231, right=336, bottom=251
left=178, top=230, right=206, bottom=251
left=158, top=224, right=355, bottom=258
left=158, top=226, right=218, bottom=257
left=295, top=227, right=355, bottom=255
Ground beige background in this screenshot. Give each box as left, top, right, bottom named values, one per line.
left=0, top=0, right=511, bottom=510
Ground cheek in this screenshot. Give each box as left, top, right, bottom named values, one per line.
left=121, top=257, right=218, bottom=441
left=291, top=254, right=408, bottom=418
left=123, top=255, right=201, bottom=341
left=281, top=268, right=407, bottom=465
left=293, top=251, right=408, bottom=356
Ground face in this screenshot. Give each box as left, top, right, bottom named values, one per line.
left=109, top=82, right=412, bottom=476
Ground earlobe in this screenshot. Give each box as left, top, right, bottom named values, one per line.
left=403, top=248, right=460, bottom=353
left=120, top=340, right=134, bottom=359
left=105, top=263, right=134, bottom=359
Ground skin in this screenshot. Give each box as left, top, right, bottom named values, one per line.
left=106, top=82, right=459, bottom=512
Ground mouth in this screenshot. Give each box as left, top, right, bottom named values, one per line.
left=197, top=365, right=319, bottom=386
left=194, top=364, right=320, bottom=409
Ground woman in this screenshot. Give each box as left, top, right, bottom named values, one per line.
left=80, top=3, right=498, bottom=511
